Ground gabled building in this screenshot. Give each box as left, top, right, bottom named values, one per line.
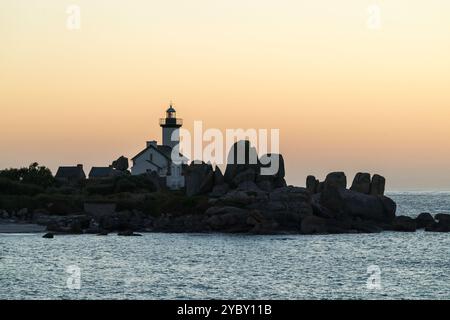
left=131, top=104, right=188, bottom=190
left=55, top=164, right=86, bottom=184
left=88, top=166, right=124, bottom=179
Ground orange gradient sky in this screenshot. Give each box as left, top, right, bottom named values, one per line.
left=1, top=0, right=450, bottom=190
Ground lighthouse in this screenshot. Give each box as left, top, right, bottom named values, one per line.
left=159, top=103, right=183, bottom=148
left=131, top=103, right=187, bottom=189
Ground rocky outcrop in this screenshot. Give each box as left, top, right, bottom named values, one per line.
left=5, top=139, right=440, bottom=236
left=232, top=168, right=256, bottom=186
left=370, top=174, right=385, bottom=196
left=199, top=169, right=215, bottom=194
left=309, top=172, right=387, bottom=197
left=350, top=173, right=371, bottom=194
left=306, top=175, right=319, bottom=194
left=213, top=167, right=225, bottom=186
left=324, top=172, right=347, bottom=189
left=209, top=183, right=230, bottom=197
left=184, top=162, right=214, bottom=196
left=224, top=141, right=260, bottom=186
left=205, top=206, right=249, bottom=233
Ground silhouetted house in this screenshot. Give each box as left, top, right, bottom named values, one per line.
left=88, top=166, right=124, bottom=179
left=55, top=164, right=86, bottom=183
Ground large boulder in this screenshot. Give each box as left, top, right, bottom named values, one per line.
left=320, top=187, right=396, bottom=223
left=370, top=174, right=385, bottom=196
left=435, top=213, right=450, bottom=224
left=350, top=173, right=371, bottom=194
left=300, top=216, right=351, bottom=234
left=317, top=182, right=324, bottom=193
left=392, top=216, right=417, bottom=232
left=263, top=187, right=313, bottom=219
left=224, top=141, right=260, bottom=185
left=184, top=162, right=214, bottom=196
left=205, top=206, right=250, bottom=232
left=209, top=184, right=230, bottom=198
left=237, top=181, right=261, bottom=193
left=415, top=212, right=435, bottom=229
left=306, top=175, right=319, bottom=194
left=199, top=169, right=214, bottom=194
left=269, top=186, right=310, bottom=202
left=218, top=190, right=254, bottom=206
left=213, top=167, right=225, bottom=186
left=324, top=172, right=347, bottom=189
left=320, top=184, right=345, bottom=213
left=246, top=210, right=280, bottom=234
left=232, top=168, right=256, bottom=186
left=426, top=214, right=450, bottom=232
left=257, top=180, right=273, bottom=192
left=350, top=220, right=383, bottom=233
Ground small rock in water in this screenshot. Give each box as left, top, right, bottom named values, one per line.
left=42, top=233, right=54, bottom=239
left=118, top=230, right=142, bottom=236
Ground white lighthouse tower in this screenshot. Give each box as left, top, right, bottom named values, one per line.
left=159, top=103, right=183, bottom=148
left=131, top=103, right=187, bottom=190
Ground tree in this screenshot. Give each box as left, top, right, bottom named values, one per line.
left=0, top=163, right=54, bottom=188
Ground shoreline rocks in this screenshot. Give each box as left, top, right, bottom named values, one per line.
left=1, top=141, right=448, bottom=236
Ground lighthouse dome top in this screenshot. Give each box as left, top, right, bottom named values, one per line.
left=166, top=104, right=176, bottom=113
left=160, top=103, right=182, bottom=127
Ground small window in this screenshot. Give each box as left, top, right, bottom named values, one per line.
left=150, top=153, right=153, bottom=162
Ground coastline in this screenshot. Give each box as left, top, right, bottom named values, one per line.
left=0, top=221, right=46, bottom=233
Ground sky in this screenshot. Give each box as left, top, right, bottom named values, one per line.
left=1, top=0, right=450, bottom=190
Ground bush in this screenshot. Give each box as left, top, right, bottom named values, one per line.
left=0, top=163, right=54, bottom=188
left=0, top=195, right=37, bottom=212
left=114, top=178, right=137, bottom=193
left=85, top=183, right=115, bottom=195
left=0, top=178, right=44, bottom=196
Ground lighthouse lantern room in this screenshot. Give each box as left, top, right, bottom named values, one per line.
left=159, top=104, right=183, bottom=148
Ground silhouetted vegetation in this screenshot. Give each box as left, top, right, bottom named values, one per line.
left=0, top=163, right=206, bottom=217
left=0, top=163, right=54, bottom=188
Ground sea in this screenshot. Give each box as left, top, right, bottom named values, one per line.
left=0, top=191, right=449, bottom=300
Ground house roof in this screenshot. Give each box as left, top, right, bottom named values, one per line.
left=89, top=167, right=114, bottom=178
left=55, top=166, right=86, bottom=180
left=132, top=144, right=186, bottom=163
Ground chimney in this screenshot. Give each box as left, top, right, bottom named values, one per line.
left=77, top=164, right=83, bottom=169
left=147, top=140, right=157, bottom=148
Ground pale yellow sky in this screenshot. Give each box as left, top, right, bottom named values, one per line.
left=1, top=0, right=450, bottom=190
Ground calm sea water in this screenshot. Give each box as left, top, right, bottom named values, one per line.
left=0, top=192, right=449, bottom=300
